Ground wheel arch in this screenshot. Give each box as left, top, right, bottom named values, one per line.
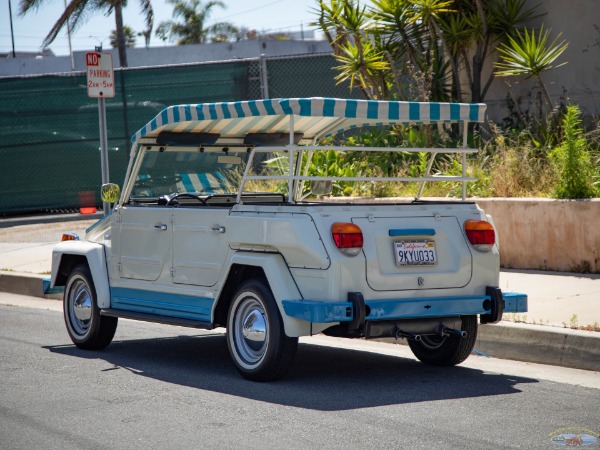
left=51, top=241, right=111, bottom=308
left=213, top=252, right=311, bottom=337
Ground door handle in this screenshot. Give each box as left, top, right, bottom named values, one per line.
left=211, top=226, right=226, bottom=233
left=154, top=224, right=167, bottom=231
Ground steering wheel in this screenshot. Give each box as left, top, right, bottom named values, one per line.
left=166, top=192, right=207, bottom=206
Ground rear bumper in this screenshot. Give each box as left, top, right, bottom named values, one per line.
left=282, top=291, right=527, bottom=324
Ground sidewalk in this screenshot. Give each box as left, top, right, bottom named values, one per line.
left=0, top=214, right=598, bottom=371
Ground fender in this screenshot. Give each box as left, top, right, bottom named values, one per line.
left=224, top=252, right=316, bottom=337
left=51, top=241, right=111, bottom=309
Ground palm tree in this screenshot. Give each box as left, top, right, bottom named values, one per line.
left=110, top=25, right=137, bottom=48
left=494, top=26, right=568, bottom=110
left=155, top=0, right=237, bottom=45
left=19, top=0, right=153, bottom=67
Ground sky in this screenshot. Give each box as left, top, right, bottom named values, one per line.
left=1, top=0, right=322, bottom=56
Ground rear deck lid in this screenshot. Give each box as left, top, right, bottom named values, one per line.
left=354, top=216, right=472, bottom=291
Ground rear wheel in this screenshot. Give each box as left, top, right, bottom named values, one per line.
left=227, top=280, right=298, bottom=381
left=408, top=315, right=477, bottom=366
left=64, top=264, right=117, bottom=350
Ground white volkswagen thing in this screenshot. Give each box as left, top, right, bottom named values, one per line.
left=51, top=97, right=527, bottom=381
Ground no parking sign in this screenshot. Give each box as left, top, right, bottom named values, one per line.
left=86, top=52, right=115, bottom=98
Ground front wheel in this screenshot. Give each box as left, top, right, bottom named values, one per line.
left=64, top=264, right=117, bottom=350
left=408, top=315, right=477, bottom=366
left=227, top=280, right=298, bottom=381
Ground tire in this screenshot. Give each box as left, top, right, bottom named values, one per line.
left=226, top=279, right=298, bottom=381
left=63, top=264, right=117, bottom=350
left=408, top=315, right=477, bottom=366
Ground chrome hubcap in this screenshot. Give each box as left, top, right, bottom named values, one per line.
left=234, top=297, right=268, bottom=365
left=68, top=278, right=92, bottom=336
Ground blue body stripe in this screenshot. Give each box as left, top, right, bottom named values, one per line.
left=389, top=228, right=436, bottom=237
left=111, top=287, right=214, bottom=322
left=283, top=292, right=527, bottom=323
left=173, top=106, right=180, bottom=123
left=161, top=109, right=169, bottom=124
left=184, top=105, right=192, bottom=121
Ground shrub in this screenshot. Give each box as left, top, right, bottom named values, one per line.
left=549, top=105, right=598, bottom=199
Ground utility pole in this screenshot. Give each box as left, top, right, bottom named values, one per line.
left=8, top=0, right=17, bottom=58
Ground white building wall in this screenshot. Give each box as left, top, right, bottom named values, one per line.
left=483, top=0, right=600, bottom=121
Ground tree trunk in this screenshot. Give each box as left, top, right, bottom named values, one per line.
left=114, top=3, right=128, bottom=67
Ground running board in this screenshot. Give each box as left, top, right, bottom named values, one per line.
left=100, top=308, right=214, bottom=330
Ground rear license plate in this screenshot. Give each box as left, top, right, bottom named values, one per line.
left=394, top=240, right=437, bottom=266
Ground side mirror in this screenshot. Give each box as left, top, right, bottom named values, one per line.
left=310, top=180, right=333, bottom=196
left=101, top=183, right=121, bottom=203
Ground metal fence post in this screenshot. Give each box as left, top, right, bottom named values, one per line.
left=259, top=54, right=269, bottom=99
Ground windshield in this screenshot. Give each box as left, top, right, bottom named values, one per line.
left=130, top=148, right=250, bottom=200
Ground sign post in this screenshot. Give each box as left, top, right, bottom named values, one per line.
left=86, top=51, right=115, bottom=214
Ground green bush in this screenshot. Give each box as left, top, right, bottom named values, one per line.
left=549, top=105, right=598, bottom=199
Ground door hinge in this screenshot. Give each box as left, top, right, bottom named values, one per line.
left=117, top=263, right=122, bottom=273
left=170, top=268, right=175, bottom=277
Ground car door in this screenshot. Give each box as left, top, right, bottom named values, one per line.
left=116, top=205, right=172, bottom=281
left=171, top=207, right=231, bottom=286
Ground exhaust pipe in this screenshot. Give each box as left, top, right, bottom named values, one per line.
left=441, top=327, right=467, bottom=338
left=395, top=328, right=422, bottom=342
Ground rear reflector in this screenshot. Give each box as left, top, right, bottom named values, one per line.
left=464, top=220, right=495, bottom=252
left=331, top=222, right=363, bottom=256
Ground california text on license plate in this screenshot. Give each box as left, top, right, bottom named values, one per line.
left=394, top=240, right=437, bottom=266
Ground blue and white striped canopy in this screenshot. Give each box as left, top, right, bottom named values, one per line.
left=131, top=97, right=487, bottom=143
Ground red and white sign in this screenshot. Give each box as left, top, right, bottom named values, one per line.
left=86, top=52, right=115, bottom=98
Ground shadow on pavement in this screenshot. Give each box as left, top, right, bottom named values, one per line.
left=44, top=333, right=538, bottom=411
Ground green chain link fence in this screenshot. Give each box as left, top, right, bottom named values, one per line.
left=0, top=53, right=358, bottom=215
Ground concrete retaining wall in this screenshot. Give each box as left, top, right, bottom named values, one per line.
left=476, top=198, right=600, bottom=273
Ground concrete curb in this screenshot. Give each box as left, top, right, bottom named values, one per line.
left=0, top=212, right=103, bottom=229
left=0, top=272, right=598, bottom=372
left=0, top=271, right=61, bottom=299
left=476, top=322, right=600, bottom=372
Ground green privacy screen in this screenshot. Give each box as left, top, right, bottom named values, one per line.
left=0, top=54, right=357, bottom=215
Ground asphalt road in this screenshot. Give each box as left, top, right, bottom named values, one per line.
left=1, top=295, right=599, bottom=450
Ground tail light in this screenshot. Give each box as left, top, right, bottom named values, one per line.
left=61, top=233, right=80, bottom=241
left=331, top=222, right=363, bottom=256
left=464, top=220, right=495, bottom=252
